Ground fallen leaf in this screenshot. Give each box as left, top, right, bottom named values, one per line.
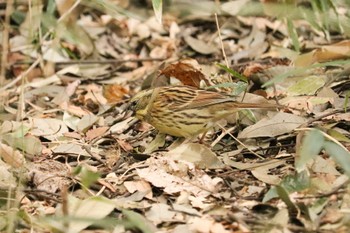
left=0, top=159, right=17, bottom=188
left=46, top=195, right=115, bottom=233
left=155, top=60, right=208, bottom=88
left=124, top=180, right=153, bottom=199
left=238, top=112, right=307, bottom=138
left=287, top=75, right=326, bottom=96
left=294, top=40, right=350, bottom=66
left=145, top=203, right=177, bottom=225
left=29, top=118, right=69, bottom=141
left=184, top=36, right=217, bottom=55
left=76, top=114, right=99, bottom=133
left=103, top=84, right=129, bottom=103
left=0, top=142, right=25, bottom=168
left=2, top=134, right=42, bottom=156
left=85, top=126, right=109, bottom=141
left=137, top=157, right=222, bottom=197
left=166, top=143, right=224, bottom=169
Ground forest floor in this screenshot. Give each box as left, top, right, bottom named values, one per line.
left=1, top=1, right=350, bottom=232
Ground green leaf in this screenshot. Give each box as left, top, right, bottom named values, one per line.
left=307, top=197, right=329, bottom=222
left=46, top=0, right=56, bottom=14
left=122, top=209, right=157, bottom=233
left=323, top=141, right=350, bottom=177
left=263, top=59, right=350, bottom=87
left=327, top=129, right=350, bottom=143
left=152, top=0, right=163, bottom=24
left=287, top=75, right=325, bottom=96
left=205, top=81, right=248, bottom=95
left=11, top=10, right=26, bottom=25
left=216, top=63, right=248, bottom=83
left=74, top=166, right=100, bottom=189
left=41, top=195, right=116, bottom=233
left=239, top=109, right=257, bottom=123
left=275, top=185, right=298, bottom=212
left=81, top=0, right=143, bottom=20
left=295, top=129, right=324, bottom=172
left=9, top=124, right=31, bottom=138
left=263, top=170, right=310, bottom=202
left=286, top=18, right=300, bottom=52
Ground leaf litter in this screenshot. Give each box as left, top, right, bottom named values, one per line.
left=1, top=1, right=350, bottom=232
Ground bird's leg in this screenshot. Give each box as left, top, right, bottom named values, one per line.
left=198, top=131, right=208, bottom=144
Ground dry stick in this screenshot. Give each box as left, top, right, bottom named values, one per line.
left=0, top=0, right=82, bottom=92
left=214, top=14, right=264, bottom=156
left=211, top=125, right=237, bottom=148
left=12, top=57, right=165, bottom=66
left=216, top=123, right=265, bottom=159
left=305, top=108, right=344, bottom=126
left=214, top=13, right=231, bottom=81
left=0, top=0, right=13, bottom=87
left=214, top=13, right=229, bottom=67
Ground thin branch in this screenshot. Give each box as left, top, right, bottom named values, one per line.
left=214, top=13, right=231, bottom=82
left=12, top=57, right=165, bottom=66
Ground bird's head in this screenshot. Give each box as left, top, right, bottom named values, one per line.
left=129, top=88, right=154, bottom=120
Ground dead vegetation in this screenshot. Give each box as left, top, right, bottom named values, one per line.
left=1, top=0, right=350, bottom=232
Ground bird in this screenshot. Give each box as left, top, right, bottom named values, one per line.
left=130, top=85, right=282, bottom=138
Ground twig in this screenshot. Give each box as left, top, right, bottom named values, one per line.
left=12, top=57, right=165, bottom=66
left=214, top=13, right=232, bottom=82
left=82, top=145, right=107, bottom=167
left=211, top=125, right=237, bottom=148
left=216, top=123, right=265, bottom=159
left=305, top=108, right=344, bottom=125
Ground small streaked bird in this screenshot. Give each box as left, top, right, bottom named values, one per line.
left=130, top=85, right=282, bottom=138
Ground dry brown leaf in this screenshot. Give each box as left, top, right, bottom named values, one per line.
left=13, top=67, right=43, bottom=84
left=52, top=143, right=89, bottom=157
left=238, top=112, right=307, bottom=138
left=324, top=112, right=350, bottom=121
left=76, top=114, right=99, bottom=133
left=0, top=142, right=25, bottom=168
left=137, top=157, right=222, bottom=198
left=189, top=217, right=230, bottom=233
left=29, top=118, right=69, bottom=141
left=116, top=139, right=133, bottom=152
left=145, top=203, right=180, bottom=225
left=61, top=103, right=91, bottom=117
left=166, top=143, right=224, bottom=169
left=242, top=63, right=264, bottom=77
left=86, top=127, right=109, bottom=141
left=184, top=36, right=217, bottom=55
left=154, top=60, right=208, bottom=88
left=103, top=84, right=129, bottom=103
left=124, top=180, right=153, bottom=199
left=294, top=40, right=350, bottom=67
left=251, top=160, right=286, bottom=185
left=63, top=132, right=82, bottom=139
left=84, top=84, right=108, bottom=105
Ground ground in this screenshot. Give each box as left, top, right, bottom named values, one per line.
left=1, top=0, right=350, bottom=232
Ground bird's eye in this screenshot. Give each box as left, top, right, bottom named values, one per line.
left=129, top=100, right=138, bottom=111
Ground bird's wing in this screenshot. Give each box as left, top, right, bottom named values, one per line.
left=179, top=89, right=235, bottom=110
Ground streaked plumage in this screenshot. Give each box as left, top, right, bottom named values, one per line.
left=130, top=86, right=281, bottom=138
